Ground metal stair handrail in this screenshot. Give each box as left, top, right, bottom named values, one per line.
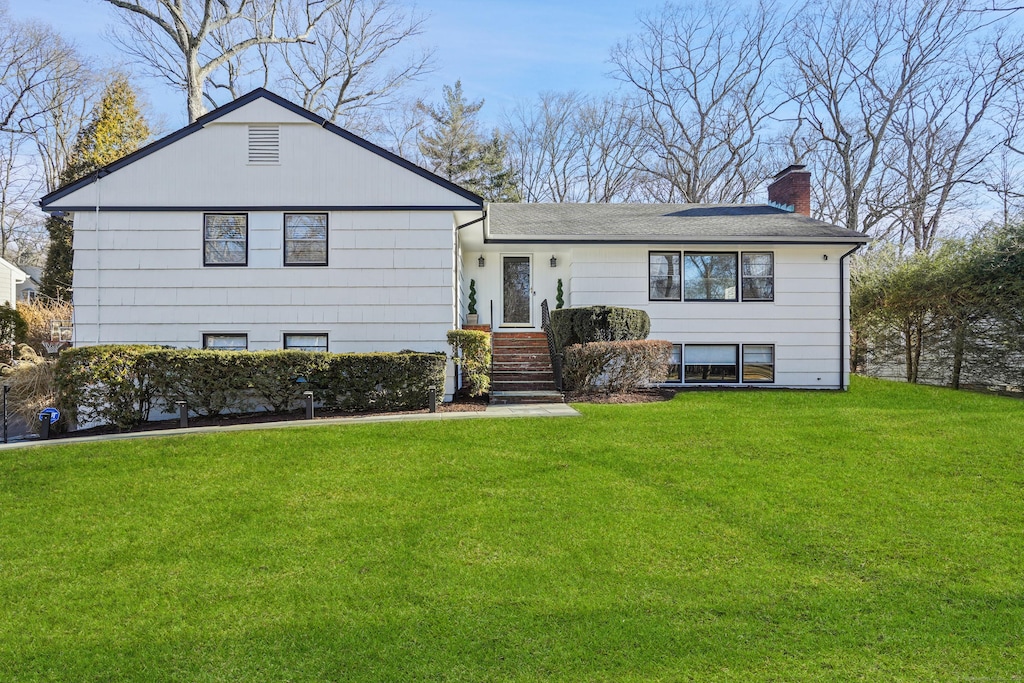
left=540, top=299, right=563, bottom=391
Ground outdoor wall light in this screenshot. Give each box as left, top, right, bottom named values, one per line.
left=823, top=254, right=829, bottom=260
left=478, top=255, right=485, bottom=267
left=550, top=255, right=558, bottom=267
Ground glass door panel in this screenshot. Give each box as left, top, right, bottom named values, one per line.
left=502, top=256, right=531, bottom=325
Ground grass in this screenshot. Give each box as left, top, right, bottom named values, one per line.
left=1, top=376, right=1022, bottom=681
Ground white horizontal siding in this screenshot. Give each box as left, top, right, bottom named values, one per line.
left=462, top=240, right=852, bottom=388
left=49, top=103, right=473, bottom=210
left=71, top=211, right=457, bottom=361
left=564, top=244, right=850, bottom=388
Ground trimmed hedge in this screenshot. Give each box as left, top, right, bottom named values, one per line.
left=56, top=345, right=446, bottom=431
left=550, top=306, right=651, bottom=350
left=55, top=345, right=157, bottom=431
left=447, top=330, right=491, bottom=396
left=563, top=340, right=673, bottom=393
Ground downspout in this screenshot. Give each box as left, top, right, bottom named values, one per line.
left=838, top=244, right=863, bottom=390
left=94, top=170, right=102, bottom=345
left=453, top=209, right=485, bottom=392
left=455, top=209, right=486, bottom=328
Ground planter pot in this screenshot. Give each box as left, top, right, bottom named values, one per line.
left=466, top=314, right=479, bottom=325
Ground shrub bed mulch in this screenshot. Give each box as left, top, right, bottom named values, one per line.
left=565, top=387, right=679, bottom=404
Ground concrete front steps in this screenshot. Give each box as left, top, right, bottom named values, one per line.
left=490, top=331, right=563, bottom=405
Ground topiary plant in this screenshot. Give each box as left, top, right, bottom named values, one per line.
left=468, top=279, right=478, bottom=315
left=556, top=279, right=564, bottom=309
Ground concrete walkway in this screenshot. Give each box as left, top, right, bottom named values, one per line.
left=0, top=403, right=581, bottom=450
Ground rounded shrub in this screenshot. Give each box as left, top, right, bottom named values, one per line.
left=550, top=306, right=651, bottom=350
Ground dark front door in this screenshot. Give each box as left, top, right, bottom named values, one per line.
left=502, top=255, right=532, bottom=326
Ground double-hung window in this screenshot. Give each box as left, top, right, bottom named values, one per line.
left=684, top=253, right=737, bottom=301
left=742, top=344, right=775, bottom=382
left=649, top=251, right=682, bottom=301
left=741, top=252, right=774, bottom=301
left=204, top=214, right=247, bottom=266
left=284, top=213, right=328, bottom=266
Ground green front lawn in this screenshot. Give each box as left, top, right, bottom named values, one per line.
left=2, top=377, right=1022, bottom=681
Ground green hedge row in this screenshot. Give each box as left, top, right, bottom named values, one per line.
left=562, top=340, right=673, bottom=393
left=550, top=306, right=651, bottom=350
left=55, top=346, right=447, bottom=431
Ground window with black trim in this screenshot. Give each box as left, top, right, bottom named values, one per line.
left=203, top=333, right=248, bottom=350
left=667, top=344, right=682, bottom=382
left=742, top=344, right=775, bottom=382
left=284, top=213, right=328, bottom=266
left=684, top=344, right=738, bottom=383
left=684, top=253, right=737, bottom=301
left=649, top=251, right=681, bottom=300
left=742, top=252, right=774, bottom=301
left=284, top=333, right=328, bottom=352
left=204, top=214, right=247, bottom=266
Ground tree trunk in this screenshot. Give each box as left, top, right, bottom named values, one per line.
left=186, top=55, right=205, bottom=123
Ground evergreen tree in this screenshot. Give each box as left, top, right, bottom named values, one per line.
left=40, top=76, right=150, bottom=300
left=417, top=81, right=519, bottom=202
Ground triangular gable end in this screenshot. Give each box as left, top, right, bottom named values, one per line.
left=40, top=89, right=483, bottom=211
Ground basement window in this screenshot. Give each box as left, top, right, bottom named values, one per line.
left=684, top=344, right=739, bottom=383
left=203, top=333, right=248, bottom=351
left=284, top=333, right=328, bottom=352
left=742, top=344, right=775, bottom=383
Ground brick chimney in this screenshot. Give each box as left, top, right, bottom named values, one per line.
left=767, top=164, right=811, bottom=217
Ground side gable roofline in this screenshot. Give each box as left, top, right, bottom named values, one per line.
left=39, top=88, right=484, bottom=209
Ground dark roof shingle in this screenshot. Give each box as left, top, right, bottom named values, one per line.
left=486, top=203, right=868, bottom=243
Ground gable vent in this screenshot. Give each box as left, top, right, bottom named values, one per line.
left=248, top=125, right=280, bottom=164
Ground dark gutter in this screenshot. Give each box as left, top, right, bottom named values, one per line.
left=482, top=236, right=870, bottom=246
left=41, top=204, right=482, bottom=213
left=456, top=211, right=486, bottom=230
left=838, top=244, right=864, bottom=390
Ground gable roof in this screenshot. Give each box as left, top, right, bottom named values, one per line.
left=40, top=88, right=483, bottom=210
left=485, top=203, right=870, bottom=244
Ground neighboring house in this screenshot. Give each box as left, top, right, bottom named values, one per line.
left=0, top=256, right=28, bottom=308
left=16, top=264, right=42, bottom=302
left=39, top=89, right=868, bottom=398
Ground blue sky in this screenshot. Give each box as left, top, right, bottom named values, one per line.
left=7, top=0, right=655, bottom=128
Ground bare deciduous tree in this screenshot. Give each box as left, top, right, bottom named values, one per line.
left=786, top=0, right=1021, bottom=243
left=277, top=0, right=433, bottom=130
left=506, top=92, right=586, bottom=202
left=1, top=8, right=87, bottom=139
left=505, top=91, right=647, bottom=203
left=104, top=0, right=346, bottom=122
left=0, top=133, right=40, bottom=260
left=610, top=0, right=791, bottom=203
left=872, top=29, right=1024, bottom=251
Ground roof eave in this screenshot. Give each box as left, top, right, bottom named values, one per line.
left=484, top=234, right=871, bottom=245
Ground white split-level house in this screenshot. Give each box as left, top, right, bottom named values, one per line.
left=39, top=89, right=869, bottom=398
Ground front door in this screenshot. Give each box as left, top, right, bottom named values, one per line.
left=502, top=255, right=532, bottom=326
